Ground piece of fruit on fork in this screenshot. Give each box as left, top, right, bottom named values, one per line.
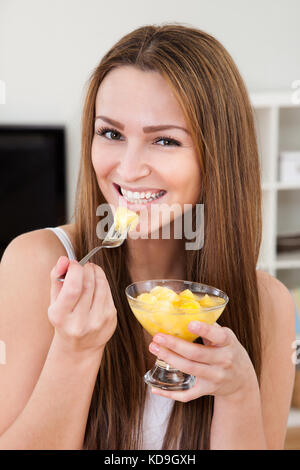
left=114, top=206, right=139, bottom=234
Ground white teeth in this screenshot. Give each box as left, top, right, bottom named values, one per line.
left=119, top=186, right=166, bottom=203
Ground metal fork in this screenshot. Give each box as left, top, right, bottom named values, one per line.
left=56, top=222, right=131, bottom=282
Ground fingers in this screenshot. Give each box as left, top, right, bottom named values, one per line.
left=51, top=259, right=84, bottom=313
left=48, top=255, right=118, bottom=353
left=187, top=321, right=231, bottom=347
left=89, top=265, right=118, bottom=337
left=151, top=377, right=208, bottom=402
left=50, top=256, right=70, bottom=304
left=89, top=265, right=112, bottom=319
left=151, top=333, right=225, bottom=365
left=149, top=325, right=235, bottom=381
left=149, top=341, right=219, bottom=379
left=72, top=263, right=95, bottom=314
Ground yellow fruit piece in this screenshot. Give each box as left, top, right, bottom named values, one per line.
left=155, top=300, right=177, bottom=312
left=197, top=294, right=215, bottom=307
left=198, top=294, right=225, bottom=308
left=150, top=286, right=180, bottom=302
left=176, top=299, right=202, bottom=310
left=150, top=286, right=167, bottom=297
left=136, top=293, right=157, bottom=304
left=179, top=289, right=195, bottom=300
left=114, top=207, right=139, bottom=233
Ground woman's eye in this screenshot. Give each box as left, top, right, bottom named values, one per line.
left=96, top=127, right=123, bottom=140
left=155, top=137, right=180, bottom=147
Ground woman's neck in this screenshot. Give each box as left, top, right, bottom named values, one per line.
left=126, top=237, right=185, bottom=282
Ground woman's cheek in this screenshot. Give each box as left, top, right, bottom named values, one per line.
left=91, top=142, right=118, bottom=177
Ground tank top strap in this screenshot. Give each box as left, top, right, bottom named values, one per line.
left=45, top=227, right=77, bottom=261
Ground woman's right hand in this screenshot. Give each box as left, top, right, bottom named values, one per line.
left=48, top=256, right=117, bottom=355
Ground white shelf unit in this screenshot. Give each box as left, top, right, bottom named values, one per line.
left=251, top=92, right=300, bottom=430
left=251, top=91, right=300, bottom=287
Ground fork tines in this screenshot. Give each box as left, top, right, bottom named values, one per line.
left=103, top=225, right=123, bottom=242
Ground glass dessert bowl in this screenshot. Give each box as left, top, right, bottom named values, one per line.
left=125, top=279, right=229, bottom=391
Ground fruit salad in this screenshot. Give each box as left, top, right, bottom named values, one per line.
left=114, top=206, right=139, bottom=234
left=129, top=286, right=226, bottom=341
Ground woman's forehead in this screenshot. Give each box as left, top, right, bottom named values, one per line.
left=95, top=66, right=187, bottom=128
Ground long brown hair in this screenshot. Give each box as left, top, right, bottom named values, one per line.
left=72, top=23, right=262, bottom=449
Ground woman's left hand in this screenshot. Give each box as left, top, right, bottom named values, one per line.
left=149, top=321, right=258, bottom=402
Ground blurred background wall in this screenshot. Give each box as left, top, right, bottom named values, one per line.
left=1, top=0, right=300, bottom=219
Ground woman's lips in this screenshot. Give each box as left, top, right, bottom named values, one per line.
left=112, top=183, right=167, bottom=209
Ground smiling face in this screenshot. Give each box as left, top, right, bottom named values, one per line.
left=91, top=65, right=201, bottom=236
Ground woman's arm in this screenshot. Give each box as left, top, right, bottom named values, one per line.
left=0, top=338, right=103, bottom=450
left=257, top=270, right=296, bottom=449
left=210, top=272, right=295, bottom=449
left=210, top=372, right=266, bottom=449
left=0, top=231, right=116, bottom=449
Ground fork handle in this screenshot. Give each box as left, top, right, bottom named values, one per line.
left=56, top=246, right=103, bottom=282
left=78, top=246, right=103, bottom=265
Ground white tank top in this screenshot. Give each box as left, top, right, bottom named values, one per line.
left=45, top=226, right=175, bottom=450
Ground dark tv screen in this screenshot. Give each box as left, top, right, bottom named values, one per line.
left=0, top=125, right=66, bottom=258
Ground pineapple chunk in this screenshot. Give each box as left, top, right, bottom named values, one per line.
left=176, top=299, right=202, bottom=310
left=198, top=294, right=217, bottom=308
left=179, top=289, right=195, bottom=300
left=155, top=300, right=176, bottom=312
left=150, top=286, right=180, bottom=302
left=114, top=207, right=139, bottom=233
left=150, top=286, right=166, bottom=296
left=136, top=293, right=157, bottom=304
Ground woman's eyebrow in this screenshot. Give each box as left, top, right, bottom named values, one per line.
left=95, top=115, right=190, bottom=135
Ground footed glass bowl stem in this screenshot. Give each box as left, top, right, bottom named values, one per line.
left=144, top=358, right=196, bottom=390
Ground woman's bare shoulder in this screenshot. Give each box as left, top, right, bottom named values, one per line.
left=1, top=226, right=74, bottom=267
left=256, top=269, right=295, bottom=337
left=57, top=224, right=76, bottom=248
left=0, top=225, right=72, bottom=358
left=255, top=272, right=295, bottom=448
left=0, top=225, right=77, bottom=304
left=256, top=269, right=294, bottom=318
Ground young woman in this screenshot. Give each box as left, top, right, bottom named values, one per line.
left=0, top=24, right=295, bottom=450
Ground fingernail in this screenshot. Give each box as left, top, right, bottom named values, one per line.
left=154, top=334, right=166, bottom=344
left=149, top=342, right=160, bottom=353
left=56, top=257, right=64, bottom=272
left=188, top=321, right=201, bottom=332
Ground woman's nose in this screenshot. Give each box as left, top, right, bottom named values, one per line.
left=117, top=146, right=151, bottom=181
